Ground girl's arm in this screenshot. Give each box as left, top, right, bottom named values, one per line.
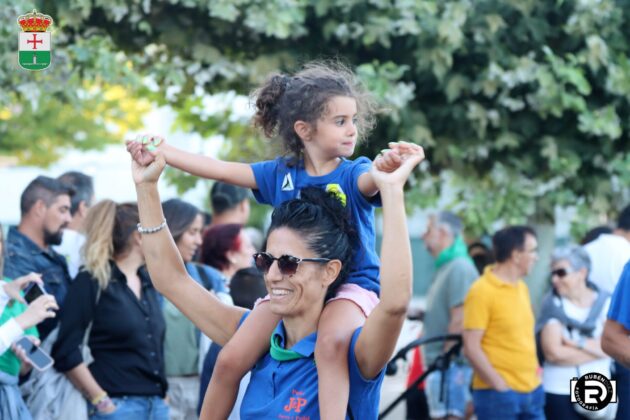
left=161, top=143, right=257, bottom=189
left=127, top=139, right=257, bottom=189
left=132, top=151, right=246, bottom=345
left=354, top=154, right=422, bottom=379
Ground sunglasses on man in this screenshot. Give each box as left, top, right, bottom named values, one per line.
left=253, top=252, right=331, bottom=276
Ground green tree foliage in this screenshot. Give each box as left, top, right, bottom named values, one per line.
left=5, top=0, right=630, bottom=235
left=1, top=2, right=150, bottom=166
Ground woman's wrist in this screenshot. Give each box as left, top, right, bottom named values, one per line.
left=90, top=391, right=108, bottom=405
left=135, top=179, right=159, bottom=189
left=91, top=392, right=115, bottom=412
left=378, top=185, right=405, bottom=199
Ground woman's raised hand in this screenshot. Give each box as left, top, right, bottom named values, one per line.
left=129, top=144, right=167, bottom=185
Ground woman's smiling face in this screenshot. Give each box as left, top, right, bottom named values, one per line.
left=263, top=227, right=332, bottom=317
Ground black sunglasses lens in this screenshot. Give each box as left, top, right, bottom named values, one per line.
left=255, top=253, right=273, bottom=273
left=552, top=268, right=567, bottom=278
left=277, top=256, right=299, bottom=275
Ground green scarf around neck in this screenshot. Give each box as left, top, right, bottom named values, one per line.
left=269, top=333, right=305, bottom=362
left=434, top=235, right=473, bottom=269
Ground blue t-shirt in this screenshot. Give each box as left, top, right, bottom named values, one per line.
left=251, top=157, right=380, bottom=294
left=608, top=261, right=630, bottom=330
left=240, top=318, right=385, bottom=419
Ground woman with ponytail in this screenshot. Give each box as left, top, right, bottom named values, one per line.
left=130, top=145, right=422, bottom=419
left=52, top=200, right=168, bottom=420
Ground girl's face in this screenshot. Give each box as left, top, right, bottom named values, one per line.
left=262, top=227, right=330, bottom=318
left=311, top=96, right=358, bottom=159
left=175, top=214, right=203, bottom=263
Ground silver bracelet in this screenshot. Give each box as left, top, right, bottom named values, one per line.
left=137, top=219, right=167, bottom=234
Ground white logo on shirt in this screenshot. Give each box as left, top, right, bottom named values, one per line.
left=281, top=173, right=294, bottom=191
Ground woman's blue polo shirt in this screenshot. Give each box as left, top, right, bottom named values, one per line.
left=239, top=315, right=385, bottom=419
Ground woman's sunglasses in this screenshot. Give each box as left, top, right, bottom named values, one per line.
left=253, top=252, right=331, bottom=276
left=551, top=268, right=572, bottom=278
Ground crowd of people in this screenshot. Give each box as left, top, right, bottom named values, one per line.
left=0, top=60, right=628, bottom=420
left=404, top=210, right=630, bottom=420
left=0, top=171, right=269, bottom=420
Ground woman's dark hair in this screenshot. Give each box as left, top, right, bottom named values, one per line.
left=252, top=61, right=377, bottom=163
left=200, top=224, right=243, bottom=271
left=162, top=198, right=201, bottom=243
left=468, top=241, right=494, bottom=274
left=267, top=187, right=357, bottom=300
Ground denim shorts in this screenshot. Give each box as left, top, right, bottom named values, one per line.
left=472, top=385, right=545, bottom=420
left=90, top=395, right=169, bottom=420
left=425, top=363, right=472, bottom=418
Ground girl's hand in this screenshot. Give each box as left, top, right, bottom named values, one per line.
left=3, top=273, right=43, bottom=304
left=374, top=149, right=402, bottom=173
left=374, top=141, right=424, bottom=173
left=125, top=134, right=164, bottom=167
left=371, top=145, right=424, bottom=190
left=131, top=148, right=167, bottom=185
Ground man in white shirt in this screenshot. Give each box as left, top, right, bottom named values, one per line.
left=53, top=171, right=94, bottom=279
left=583, top=204, right=630, bottom=294
left=584, top=204, right=630, bottom=420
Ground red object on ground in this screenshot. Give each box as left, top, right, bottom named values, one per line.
left=406, top=346, right=426, bottom=390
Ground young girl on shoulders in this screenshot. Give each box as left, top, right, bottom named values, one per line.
left=128, top=61, right=423, bottom=419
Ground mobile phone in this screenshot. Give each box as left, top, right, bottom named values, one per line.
left=23, top=283, right=47, bottom=304
left=14, top=336, right=54, bottom=371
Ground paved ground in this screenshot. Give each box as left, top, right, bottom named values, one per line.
left=378, top=319, right=424, bottom=420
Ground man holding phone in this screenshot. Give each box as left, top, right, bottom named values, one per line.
left=4, top=176, right=74, bottom=340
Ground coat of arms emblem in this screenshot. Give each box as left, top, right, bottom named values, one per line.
left=17, top=9, right=53, bottom=71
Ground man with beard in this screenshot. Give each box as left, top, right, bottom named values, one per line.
left=5, top=176, right=74, bottom=339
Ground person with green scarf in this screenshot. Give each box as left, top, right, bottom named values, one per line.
left=421, top=211, right=478, bottom=420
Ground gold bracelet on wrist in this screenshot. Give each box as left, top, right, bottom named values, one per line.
left=90, top=391, right=108, bottom=405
